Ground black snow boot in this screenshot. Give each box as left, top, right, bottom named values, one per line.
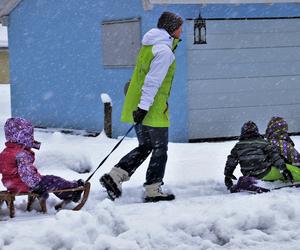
left=99, top=167, right=130, bottom=200
left=144, top=182, right=175, bottom=202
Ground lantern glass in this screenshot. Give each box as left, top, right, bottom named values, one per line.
left=194, top=19, right=206, bottom=44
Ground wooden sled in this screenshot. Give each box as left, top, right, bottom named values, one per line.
left=0, top=182, right=91, bottom=218
left=53, top=182, right=91, bottom=211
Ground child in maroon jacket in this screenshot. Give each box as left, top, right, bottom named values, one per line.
left=0, top=117, right=84, bottom=201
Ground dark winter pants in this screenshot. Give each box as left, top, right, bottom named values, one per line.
left=115, top=124, right=168, bottom=185
left=35, top=175, right=78, bottom=200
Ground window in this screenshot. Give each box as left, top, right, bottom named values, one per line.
left=102, top=17, right=141, bottom=67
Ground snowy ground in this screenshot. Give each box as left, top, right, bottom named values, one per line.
left=1, top=84, right=300, bottom=250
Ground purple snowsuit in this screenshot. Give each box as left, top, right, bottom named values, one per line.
left=265, top=116, right=300, bottom=165
left=1, top=117, right=81, bottom=200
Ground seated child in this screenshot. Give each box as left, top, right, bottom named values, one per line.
left=0, top=117, right=84, bottom=202
left=265, top=116, right=300, bottom=166
left=224, top=121, right=294, bottom=192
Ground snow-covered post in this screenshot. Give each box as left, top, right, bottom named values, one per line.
left=100, top=93, right=112, bottom=138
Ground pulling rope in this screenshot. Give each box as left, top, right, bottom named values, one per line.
left=85, top=125, right=135, bottom=183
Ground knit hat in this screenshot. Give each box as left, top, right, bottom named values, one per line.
left=157, top=12, right=183, bottom=35
left=240, top=121, right=260, bottom=140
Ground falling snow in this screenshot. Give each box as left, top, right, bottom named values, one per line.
left=1, top=81, right=300, bottom=250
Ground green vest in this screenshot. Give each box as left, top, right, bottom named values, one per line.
left=121, top=39, right=180, bottom=127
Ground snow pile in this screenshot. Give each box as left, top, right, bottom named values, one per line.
left=34, top=131, right=93, bottom=173
left=36, top=150, right=92, bottom=173
left=0, top=201, right=138, bottom=250
left=100, top=93, right=112, bottom=104
left=2, top=190, right=300, bottom=249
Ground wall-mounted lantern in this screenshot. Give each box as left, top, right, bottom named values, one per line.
left=194, top=15, right=206, bottom=44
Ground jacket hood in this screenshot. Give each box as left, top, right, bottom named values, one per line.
left=240, top=121, right=262, bottom=140
left=4, top=117, right=41, bottom=150
left=265, top=116, right=289, bottom=140
left=142, top=28, right=173, bottom=48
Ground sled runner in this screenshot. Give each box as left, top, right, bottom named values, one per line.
left=0, top=182, right=90, bottom=218
left=271, top=182, right=300, bottom=190
left=231, top=183, right=300, bottom=194
left=53, top=182, right=91, bottom=211
left=229, top=176, right=300, bottom=194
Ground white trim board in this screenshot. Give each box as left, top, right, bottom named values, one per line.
left=0, top=24, right=8, bottom=47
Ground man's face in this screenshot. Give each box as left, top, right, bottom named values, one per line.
left=172, top=25, right=183, bottom=39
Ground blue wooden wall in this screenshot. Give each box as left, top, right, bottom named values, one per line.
left=7, top=0, right=300, bottom=141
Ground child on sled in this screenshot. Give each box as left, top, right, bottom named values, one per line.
left=266, top=116, right=300, bottom=166
left=263, top=116, right=300, bottom=181
left=0, top=117, right=84, bottom=203
left=224, top=121, right=296, bottom=193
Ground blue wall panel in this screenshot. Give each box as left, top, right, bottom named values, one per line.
left=8, top=0, right=197, bottom=142
left=7, top=1, right=300, bottom=141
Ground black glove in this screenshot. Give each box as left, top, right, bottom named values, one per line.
left=224, top=176, right=233, bottom=190
left=133, top=108, right=148, bottom=124
left=224, top=174, right=237, bottom=190
left=281, top=169, right=294, bottom=183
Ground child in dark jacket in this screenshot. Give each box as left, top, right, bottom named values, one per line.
left=0, top=117, right=84, bottom=202
left=224, top=121, right=294, bottom=192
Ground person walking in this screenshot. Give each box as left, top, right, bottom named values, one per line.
left=100, top=11, right=183, bottom=202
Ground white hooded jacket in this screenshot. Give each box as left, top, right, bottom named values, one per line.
left=138, top=28, right=175, bottom=111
